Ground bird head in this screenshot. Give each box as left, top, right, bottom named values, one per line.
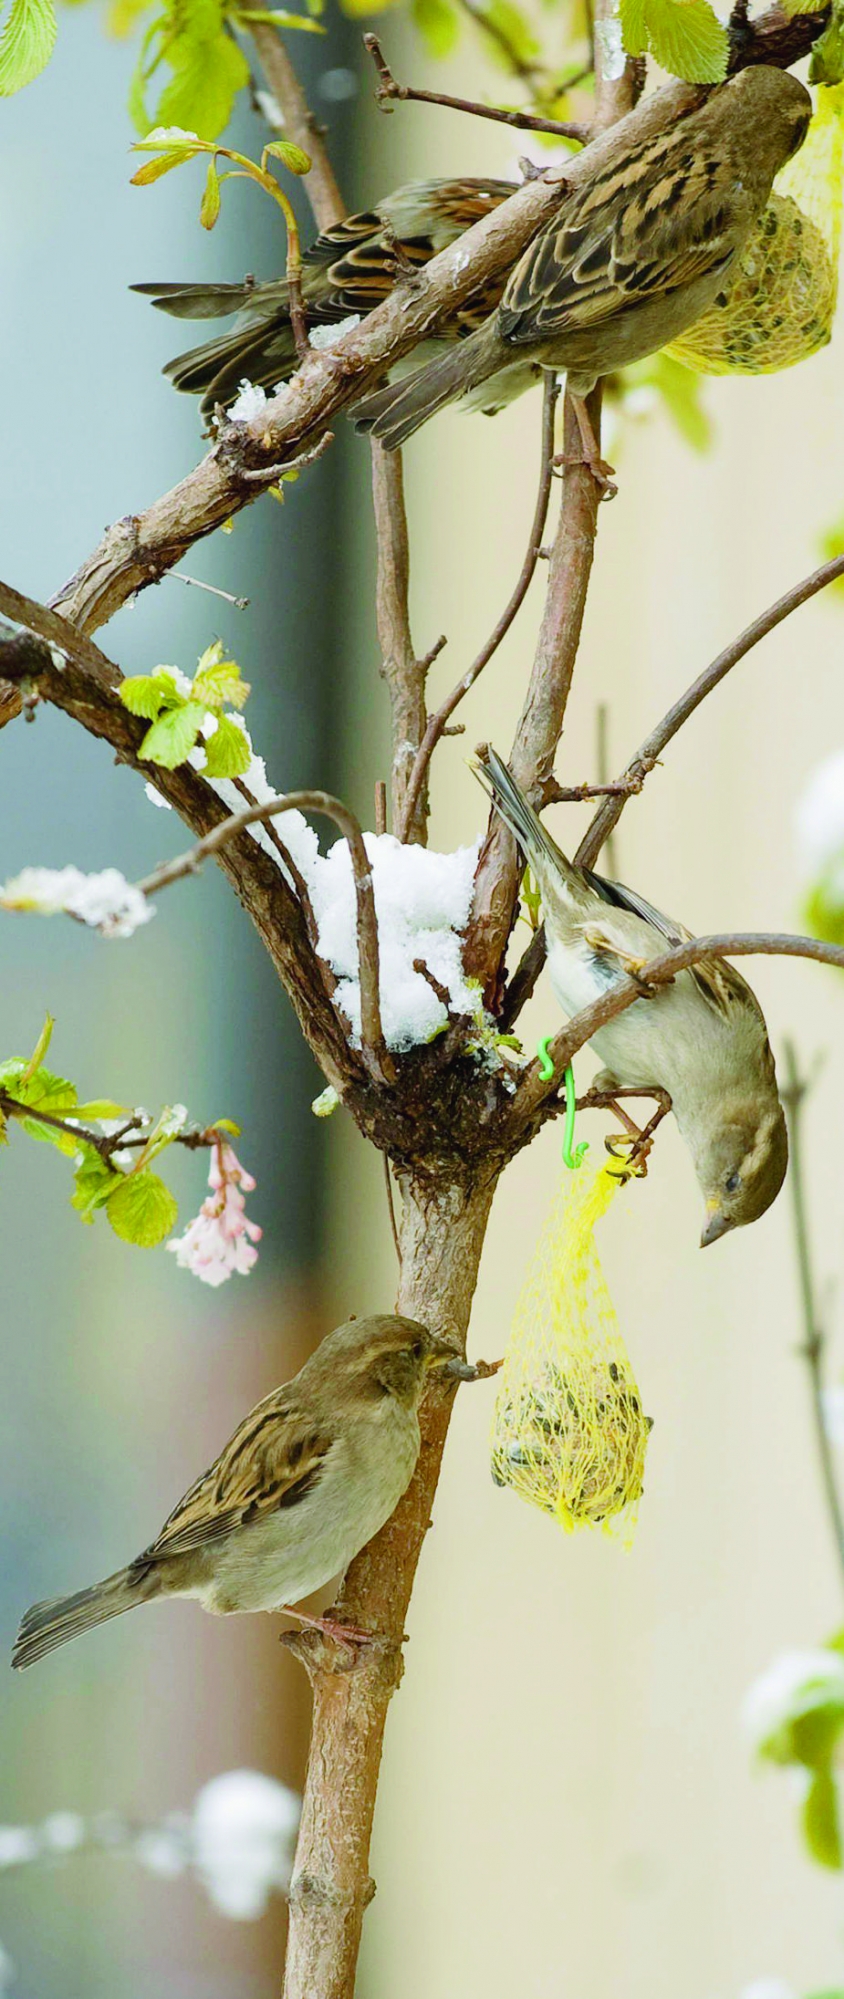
left=722, top=65, right=812, bottom=178
left=694, top=1100, right=789, bottom=1247
left=315, top=1314, right=475, bottom=1410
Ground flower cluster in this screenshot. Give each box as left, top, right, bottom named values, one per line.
left=168, top=1142, right=262, bottom=1288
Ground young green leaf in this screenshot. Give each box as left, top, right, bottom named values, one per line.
left=23, top=1012, right=54, bottom=1081
left=73, top=1099, right=131, bottom=1119
left=621, top=0, right=727, bottom=79
left=191, top=642, right=249, bottom=710
left=411, top=0, right=460, bottom=55
left=202, top=713, right=252, bottom=778
left=130, top=147, right=195, bottom=185
left=1, top=1064, right=79, bottom=1151
left=72, top=1144, right=123, bottom=1221
left=154, top=14, right=250, bottom=141
left=119, top=669, right=180, bottom=720
left=200, top=158, right=221, bottom=228
left=781, top=0, right=827, bottom=13
left=106, top=1169, right=178, bottom=1247
left=802, top=1767, right=842, bottom=1870
left=0, top=0, right=57, bottom=96
left=139, top=700, right=206, bottom=769
left=264, top=137, right=312, bottom=173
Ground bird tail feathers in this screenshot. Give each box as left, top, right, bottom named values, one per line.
left=12, top=1567, right=144, bottom=1671
left=474, top=745, right=570, bottom=879
left=354, top=325, right=498, bottom=448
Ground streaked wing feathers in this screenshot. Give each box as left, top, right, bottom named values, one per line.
left=589, top=869, right=764, bottom=1022
left=133, top=1394, right=335, bottom=1566
left=499, top=129, right=739, bottom=345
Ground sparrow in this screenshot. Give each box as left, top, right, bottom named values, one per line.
left=12, top=1315, right=481, bottom=1670
left=354, top=66, right=811, bottom=452
left=474, top=746, right=788, bottom=1245
left=132, top=177, right=516, bottom=422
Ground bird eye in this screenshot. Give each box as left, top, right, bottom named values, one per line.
left=725, top=1170, right=741, bottom=1195
left=412, top=1339, right=424, bottom=1358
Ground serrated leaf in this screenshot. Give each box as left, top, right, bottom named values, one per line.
left=619, top=0, right=649, bottom=52
left=635, top=0, right=728, bottom=80
left=200, top=157, right=221, bottom=228
left=139, top=700, right=205, bottom=768
left=155, top=20, right=249, bottom=141
left=106, top=1168, right=178, bottom=1246
left=264, top=136, right=311, bottom=173
left=202, top=712, right=252, bottom=778
left=191, top=642, right=248, bottom=709
left=72, top=1143, right=123, bottom=1220
left=2, top=1064, right=79, bottom=1151
left=781, top=0, right=827, bottom=13
left=411, top=0, right=459, bottom=54
left=120, top=670, right=179, bottom=720
left=130, top=147, right=196, bottom=184
left=0, top=0, right=56, bottom=95
left=802, top=1768, right=842, bottom=1869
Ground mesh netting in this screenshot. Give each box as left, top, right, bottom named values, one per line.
left=668, top=83, right=844, bottom=377
left=490, top=1162, right=651, bottom=1540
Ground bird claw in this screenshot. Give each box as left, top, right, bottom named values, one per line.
left=280, top=1606, right=378, bottom=1662
left=552, top=449, right=618, bottom=499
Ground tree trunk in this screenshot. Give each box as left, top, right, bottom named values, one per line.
left=282, top=1170, right=497, bottom=1999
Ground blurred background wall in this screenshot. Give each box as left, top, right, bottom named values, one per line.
left=3, top=11, right=844, bottom=1999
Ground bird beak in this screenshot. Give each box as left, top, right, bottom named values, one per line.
left=425, top=1338, right=498, bottom=1382
left=700, top=1203, right=733, bottom=1248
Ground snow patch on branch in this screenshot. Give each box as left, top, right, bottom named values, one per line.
left=0, top=867, right=154, bottom=939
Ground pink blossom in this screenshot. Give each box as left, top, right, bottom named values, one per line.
left=168, top=1143, right=262, bottom=1288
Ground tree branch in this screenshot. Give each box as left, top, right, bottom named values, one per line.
left=52, top=78, right=711, bottom=638
left=781, top=1041, right=844, bottom=1590
left=364, top=32, right=589, bottom=142
left=370, top=442, right=431, bottom=846
left=510, top=930, right=844, bottom=1134
left=138, top=789, right=396, bottom=1086
left=464, top=384, right=605, bottom=993
left=398, top=372, right=560, bottom=844
left=249, top=22, right=345, bottom=230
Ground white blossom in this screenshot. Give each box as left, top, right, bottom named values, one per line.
left=228, top=380, right=270, bottom=424
left=191, top=1770, right=299, bottom=1920
left=0, top=866, right=154, bottom=939
left=739, top=1982, right=798, bottom=1999
left=307, top=315, right=361, bottom=351
left=823, top=1385, right=844, bottom=1448
left=168, top=1142, right=262, bottom=1287
left=794, top=751, right=844, bottom=884
left=742, top=1648, right=844, bottom=1752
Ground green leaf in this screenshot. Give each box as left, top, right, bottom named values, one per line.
left=200, top=157, right=221, bottom=228
left=0, top=1064, right=79, bottom=1151
left=411, top=0, right=459, bottom=54
left=802, top=1767, right=842, bottom=1869
left=202, top=712, right=252, bottom=778
left=130, top=146, right=195, bottom=184
left=154, top=11, right=250, bottom=142
left=263, top=136, right=311, bottom=173
left=210, top=1115, right=241, bottom=1135
left=74, top=1099, right=131, bottom=1119
left=0, top=0, right=56, bottom=95
left=191, top=642, right=249, bottom=710
left=119, top=669, right=180, bottom=719
left=106, top=1169, right=178, bottom=1246
left=621, top=0, right=727, bottom=80
left=71, top=1144, right=122, bottom=1221
left=810, top=9, right=844, bottom=86
left=804, top=881, right=844, bottom=949
left=23, top=1012, right=54, bottom=1081
left=807, top=1990, right=844, bottom=1998
left=139, top=700, right=206, bottom=768
left=781, top=0, right=827, bottom=13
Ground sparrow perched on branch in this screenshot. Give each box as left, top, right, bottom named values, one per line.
left=355, top=66, right=811, bottom=452
left=474, top=747, right=788, bottom=1246
left=133, top=177, right=516, bottom=422
left=12, top=1315, right=481, bottom=1670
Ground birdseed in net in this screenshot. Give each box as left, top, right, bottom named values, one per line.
left=668, top=83, right=844, bottom=376
left=490, top=1161, right=650, bottom=1540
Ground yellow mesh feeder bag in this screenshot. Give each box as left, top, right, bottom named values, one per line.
left=667, top=83, right=844, bottom=376
left=490, top=1156, right=651, bottom=1541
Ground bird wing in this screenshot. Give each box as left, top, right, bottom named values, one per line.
left=498, top=124, right=740, bottom=345
left=133, top=1392, right=335, bottom=1567
left=306, top=179, right=515, bottom=326
left=587, top=868, right=763, bottom=1023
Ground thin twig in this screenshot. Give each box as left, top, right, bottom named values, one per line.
left=0, top=1095, right=223, bottom=1163
left=383, top=1155, right=401, bottom=1264
left=370, top=442, right=428, bottom=846
left=249, top=21, right=345, bottom=230
left=578, top=551, right=844, bottom=872
left=169, top=573, right=249, bottom=609
left=399, top=374, right=561, bottom=845
left=594, top=700, right=617, bottom=877
left=138, top=791, right=395, bottom=1086
left=781, top=1042, right=844, bottom=1589
left=237, top=433, right=335, bottom=484
left=512, top=931, right=844, bottom=1127
left=364, top=34, right=588, bottom=142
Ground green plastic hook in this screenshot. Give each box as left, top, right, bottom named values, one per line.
left=537, top=1037, right=589, bottom=1170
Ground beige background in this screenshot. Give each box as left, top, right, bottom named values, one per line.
left=332, top=51, right=844, bottom=1999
